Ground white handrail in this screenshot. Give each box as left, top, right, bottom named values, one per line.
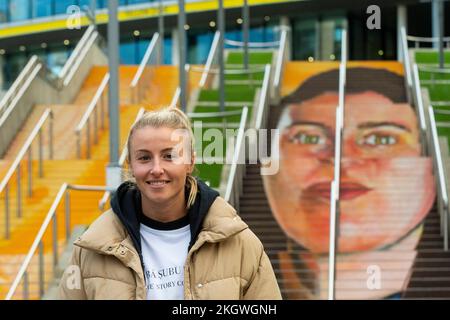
left=428, top=106, right=449, bottom=250
left=225, top=107, right=248, bottom=203
left=273, top=29, right=288, bottom=89
left=0, top=25, right=99, bottom=152
left=255, top=64, right=271, bottom=130
left=130, top=32, right=160, bottom=88
left=0, top=63, right=42, bottom=128
left=75, top=73, right=109, bottom=132
left=5, top=183, right=68, bottom=300
left=409, top=32, right=450, bottom=251
left=407, top=35, right=450, bottom=43
left=401, top=27, right=413, bottom=91
left=170, top=87, right=181, bottom=108
left=58, top=25, right=95, bottom=79
left=412, top=63, right=427, bottom=132
left=0, top=56, right=39, bottom=117
left=63, top=30, right=99, bottom=86
left=200, top=31, right=220, bottom=88
left=1, top=26, right=97, bottom=119
left=328, top=28, right=347, bottom=301
left=418, top=65, right=450, bottom=73
left=0, top=108, right=52, bottom=194
left=5, top=183, right=107, bottom=300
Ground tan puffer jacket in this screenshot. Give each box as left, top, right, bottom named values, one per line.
left=59, top=196, right=281, bottom=300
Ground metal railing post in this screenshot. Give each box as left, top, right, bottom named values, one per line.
left=86, top=119, right=91, bottom=158
left=225, top=107, right=248, bottom=203
left=65, top=190, right=71, bottom=242
left=94, top=103, right=98, bottom=145
left=428, top=106, right=449, bottom=251
left=38, top=130, right=43, bottom=178
left=23, top=271, right=29, bottom=300
left=52, top=214, right=58, bottom=278
left=27, top=147, right=32, bottom=197
left=5, top=184, right=106, bottom=299
left=76, top=131, right=81, bottom=159
left=5, top=185, right=10, bottom=239
left=101, top=91, right=105, bottom=130
left=17, top=165, right=22, bottom=218
left=49, top=111, right=54, bottom=160
left=38, top=240, right=44, bottom=297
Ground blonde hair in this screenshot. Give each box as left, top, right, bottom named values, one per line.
left=125, top=107, right=198, bottom=209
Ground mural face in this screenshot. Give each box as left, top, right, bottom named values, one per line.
left=262, top=67, right=436, bottom=299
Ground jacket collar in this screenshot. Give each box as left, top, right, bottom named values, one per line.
left=197, top=197, right=248, bottom=244
left=74, top=210, right=135, bottom=255
left=74, top=196, right=248, bottom=257
left=73, top=210, right=144, bottom=275
left=109, top=179, right=221, bottom=254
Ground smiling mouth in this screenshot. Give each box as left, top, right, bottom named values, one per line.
left=145, top=180, right=170, bottom=188
left=304, top=181, right=371, bottom=201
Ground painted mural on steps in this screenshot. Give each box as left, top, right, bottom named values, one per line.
left=262, top=66, right=436, bottom=299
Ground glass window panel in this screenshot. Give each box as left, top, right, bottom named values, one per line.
left=292, top=18, right=317, bottom=60
left=196, top=32, right=214, bottom=64
left=97, top=0, right=106, bottom=8
left=128, top=0, right=149, bottom=5
left=47, top=46, right=70, bottom=75
left=120, top=40, right=135, bottom=64
left=33, top=0, right=52, bottom=18
left=0, top=0, right=8, bottom=22
left=55, top=0, right=76, bottom=15
left=163, top=36, right=171, bottom=65
left=9, top=0, right=30, bottom=22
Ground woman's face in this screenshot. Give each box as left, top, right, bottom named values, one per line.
left=129, top=126, right=194, bottom=209
left=263, top=91, right=435, bottom=253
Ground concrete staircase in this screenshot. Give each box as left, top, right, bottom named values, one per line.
left=0, top=64, right=180, bottom=299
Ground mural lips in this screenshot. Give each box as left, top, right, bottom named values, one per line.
left=304, top=181, right=371, bottom=201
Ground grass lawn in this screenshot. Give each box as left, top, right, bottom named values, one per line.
left=226, top=51, right=273, bottom=65
left=415, top=51, right=450, bottom=64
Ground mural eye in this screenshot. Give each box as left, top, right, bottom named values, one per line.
left=290, top=133, right=324, bottom=145
left=361, top=134, right=397, bottom=146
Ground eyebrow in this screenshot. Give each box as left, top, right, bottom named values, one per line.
left=135, top=147, right=174, bottom=154
left=288, top=121, right=330, bottom=131
left=357, top=122, right=411, bottom=132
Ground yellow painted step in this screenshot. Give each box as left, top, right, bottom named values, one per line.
left=0, top=159, right=107, bottom=299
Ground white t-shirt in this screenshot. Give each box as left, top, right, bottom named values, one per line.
left=140, top=222, right=191, bottom=300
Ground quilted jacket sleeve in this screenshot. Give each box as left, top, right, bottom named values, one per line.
left=243, top=241, right=282, bottom=300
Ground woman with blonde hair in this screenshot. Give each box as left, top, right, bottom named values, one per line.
left=59, top=106, right=281, bottom=300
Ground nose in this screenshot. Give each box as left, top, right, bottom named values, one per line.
left=340, top=157, right=366, bottom=169
left=150, top=158, right=164, bottom=176
left=342, top=133, right=361, bottom=158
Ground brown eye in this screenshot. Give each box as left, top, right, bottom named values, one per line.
left=138, top=155, right=150, bottom=161
left=164, top=153, right=176, bottom=160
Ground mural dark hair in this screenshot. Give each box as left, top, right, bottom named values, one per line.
left=269, top=67, right=409, bottom=129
